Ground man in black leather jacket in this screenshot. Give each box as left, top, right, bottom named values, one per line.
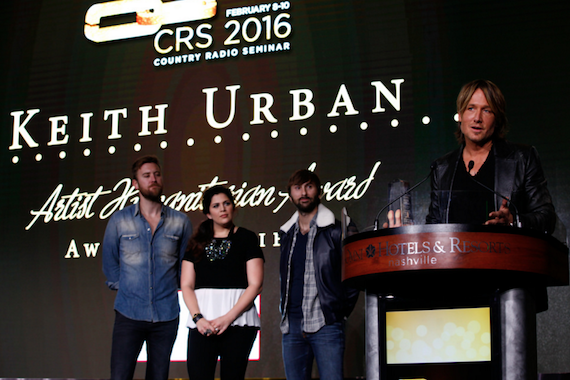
left=426, top=79, right=556, bottom=234
left=278, top=169, right=359, bottom=380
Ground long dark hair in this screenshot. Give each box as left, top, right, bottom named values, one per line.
left=186, top=185, right=236, bottom=261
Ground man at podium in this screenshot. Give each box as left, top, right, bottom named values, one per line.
left=376, top=81, right=564, bottom=379
left=390, top=79, right=556, bottom=234
left=426, top=79, right=555, bottom=233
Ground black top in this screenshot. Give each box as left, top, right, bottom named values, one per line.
left=183, top=227, right=264, bottom=289
left=288, top=231, right=308, bottom=320
left=448, top=154, right=495, bottom=225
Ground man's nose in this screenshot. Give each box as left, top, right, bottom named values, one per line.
left=474, top=109, right=483, bottom=122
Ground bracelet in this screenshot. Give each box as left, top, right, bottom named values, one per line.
left=192, top=313, right=204, bottom=323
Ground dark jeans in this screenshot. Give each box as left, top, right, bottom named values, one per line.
left=282, top=317, right=346, bottom=380
left=186, top=326, right=258, bottom=380
left=110, top=311, right=178, bottom=380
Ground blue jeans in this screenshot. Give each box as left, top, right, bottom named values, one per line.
left=110, top=311, right=178, bottom=380
left=282, top=317, right=345, bottom=380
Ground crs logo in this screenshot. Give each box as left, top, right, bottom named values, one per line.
left=84, top=0, right=217, bottom=43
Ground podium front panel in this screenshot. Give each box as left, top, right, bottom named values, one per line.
left=343, top=224, right=568, bottom=295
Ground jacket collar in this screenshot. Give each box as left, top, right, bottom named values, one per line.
left=280, top=203, right=335, bottom=232
left=447, top=139, right=512, bottom=167
left=492, top=138, right=516, bottom=159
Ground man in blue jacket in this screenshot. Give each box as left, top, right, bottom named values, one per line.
left=279, top=169, right=359, bottom=380
left=103, top=155, right=192, bottom=380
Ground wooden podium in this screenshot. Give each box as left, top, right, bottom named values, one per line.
left=342, top=224, right=569, bottom=380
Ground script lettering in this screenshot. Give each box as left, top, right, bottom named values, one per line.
left=25, top=162, right=381, bottom=230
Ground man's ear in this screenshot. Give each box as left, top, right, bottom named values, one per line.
left=132, top=178, right=139, bottom=190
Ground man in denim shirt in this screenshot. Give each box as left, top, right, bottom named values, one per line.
left=103, top=155, right=192, bottom=380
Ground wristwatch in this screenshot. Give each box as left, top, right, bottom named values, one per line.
left=192, top=313, right=204, bottom=323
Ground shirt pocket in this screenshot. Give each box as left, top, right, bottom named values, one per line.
left=157, top=234, right=181, bottom=263
left=120, top=234, right=144, bottom=264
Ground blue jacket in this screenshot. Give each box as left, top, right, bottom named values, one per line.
left=102, top=203, right=192, bottom=322
left=279, top=204, right=359, bottom=325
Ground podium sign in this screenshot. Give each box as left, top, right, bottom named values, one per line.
left=343, top=224, right=569, bottom=294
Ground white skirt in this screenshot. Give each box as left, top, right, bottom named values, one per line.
left=186, top=288, right=260, bottom=329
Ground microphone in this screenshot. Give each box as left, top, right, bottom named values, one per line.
left=373, top=165, right=435, bottom=230
left=445, top=151, right=462, bottom=224
left=467, top=160, right=521, bottom=227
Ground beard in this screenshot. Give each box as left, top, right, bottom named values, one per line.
left=139, top=184, right=163, bottom=202
left=293, top=196, right=320, bottom=213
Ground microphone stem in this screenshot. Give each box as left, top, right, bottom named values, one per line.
left=467, top=160, right=521, bottom=227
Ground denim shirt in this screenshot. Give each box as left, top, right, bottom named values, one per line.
left=102, top=203, right=192, bottom=322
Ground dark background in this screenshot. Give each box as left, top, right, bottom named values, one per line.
left=1, top=0, right=570, bottom=377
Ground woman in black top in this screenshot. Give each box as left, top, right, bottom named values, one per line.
left=181, top=185, right=264, bottom=380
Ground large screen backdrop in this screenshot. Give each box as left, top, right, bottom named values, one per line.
left=2, top=0, right=570, bottom=377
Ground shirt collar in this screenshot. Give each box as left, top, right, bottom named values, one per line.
left=133, top=202, right=164, bottom=217
left=293, top=208, right=318, bottom=233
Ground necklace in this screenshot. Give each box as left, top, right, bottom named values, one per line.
left=204, top=227, right=234, bottom=261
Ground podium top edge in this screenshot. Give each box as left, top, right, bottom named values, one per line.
left=344, top=223, right=568, bottom=251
